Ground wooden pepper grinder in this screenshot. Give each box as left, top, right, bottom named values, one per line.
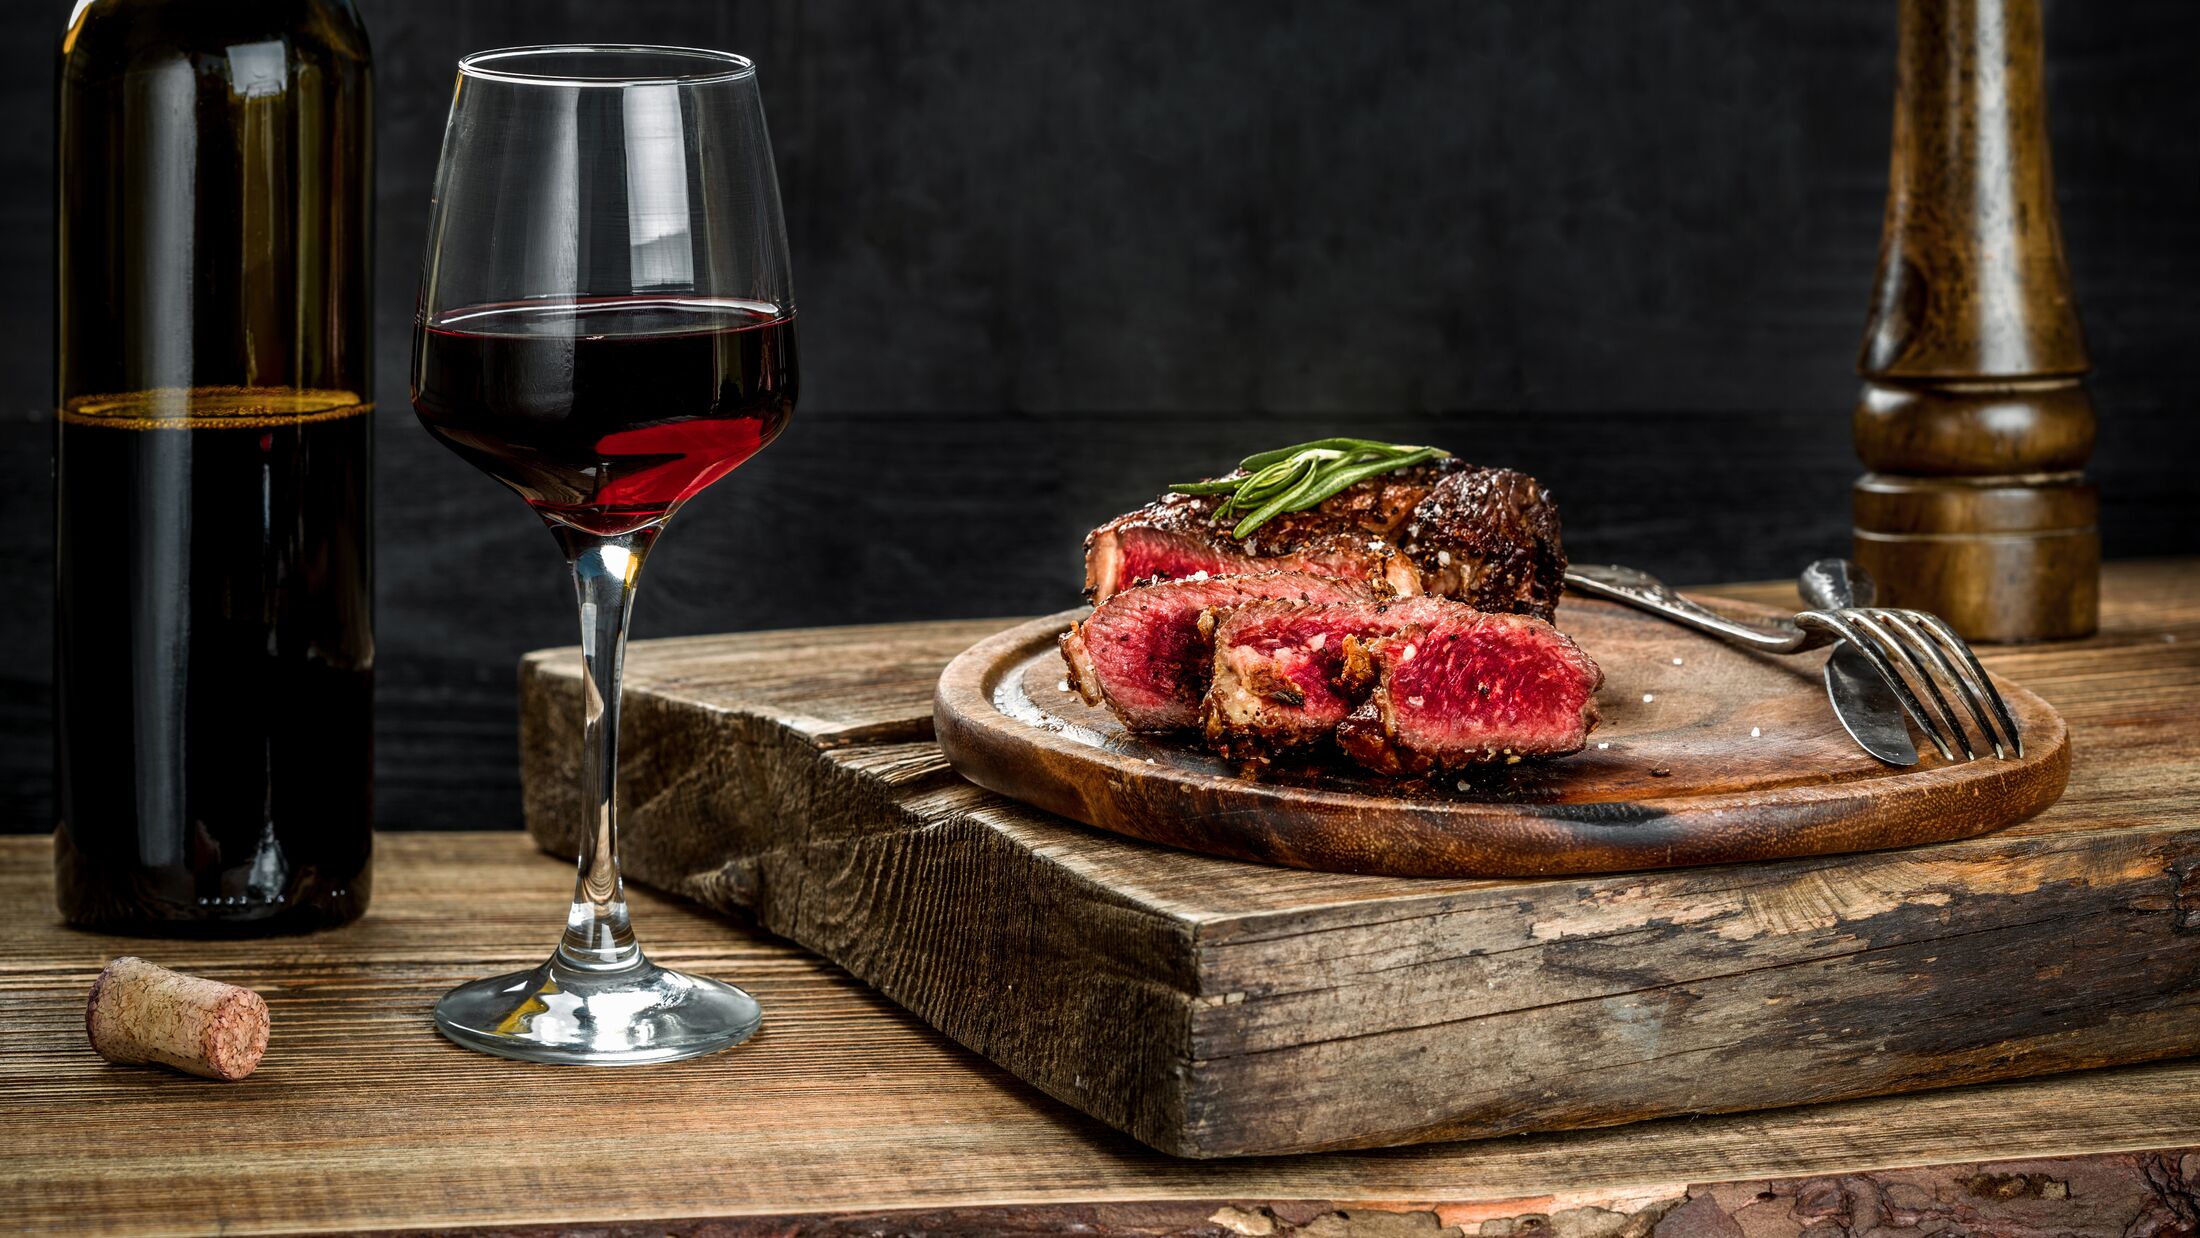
left=1852, top=0, right=2099, bottom=642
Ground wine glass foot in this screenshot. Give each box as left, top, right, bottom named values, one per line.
left=433, top=953, right=760, bottom=1065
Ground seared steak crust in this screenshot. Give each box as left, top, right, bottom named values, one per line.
left=1400, top=467, right=1567, bottom=622
left=1060, top=572, right=1373, bottom=732
left=1085, top=458, right=1567, bottom=621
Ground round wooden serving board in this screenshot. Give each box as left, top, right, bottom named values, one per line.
left=932, top=595, right=2070, bottom=877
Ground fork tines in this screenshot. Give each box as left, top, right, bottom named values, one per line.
left=1798, top=608, right=2023, bottom=762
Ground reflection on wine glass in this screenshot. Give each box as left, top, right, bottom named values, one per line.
left=410, top=45, right=796, bottom=1064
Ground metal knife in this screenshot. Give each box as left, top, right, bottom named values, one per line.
left=1797, top=559, right=1917, bottom=766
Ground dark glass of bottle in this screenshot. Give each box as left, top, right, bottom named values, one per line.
left=54, top=0, right=374, bottom=934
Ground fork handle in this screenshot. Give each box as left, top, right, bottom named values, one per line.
left=1564, top=564, right=1818, bottom=654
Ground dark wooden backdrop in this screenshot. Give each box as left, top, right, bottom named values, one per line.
left=4, top=0, right=2193, bottom=832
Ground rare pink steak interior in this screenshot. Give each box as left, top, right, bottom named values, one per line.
left=1203, top=597, right=1447, bottom=759
left=1205, top=596, right=1601, bottom=766
left=1060, top=572, right=1373, bottom=731
left=1335, top=608, right=1604, bottom=774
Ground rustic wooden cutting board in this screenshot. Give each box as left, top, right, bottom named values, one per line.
left=517, top=567, right=2200, bottom=1159
left=934, top=596, right=2068, bottom=877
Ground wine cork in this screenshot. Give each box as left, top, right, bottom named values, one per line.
left=85, top=957, right=269, bottom=1081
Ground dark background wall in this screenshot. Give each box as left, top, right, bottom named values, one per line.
left=4, top=0, right=2194, bottom=832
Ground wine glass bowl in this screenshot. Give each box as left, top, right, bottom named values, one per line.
left=411, top=45, right=794, bottom=1064
left=413, top=296, right=796, bottom=536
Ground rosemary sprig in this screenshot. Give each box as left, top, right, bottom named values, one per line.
left=1169, top=437, right=1451, bottom=539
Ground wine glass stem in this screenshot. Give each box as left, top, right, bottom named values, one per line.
left=552, top=525, right=660, bottom=971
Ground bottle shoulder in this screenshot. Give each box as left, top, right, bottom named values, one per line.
left=62, top=0, right=369, bottom=83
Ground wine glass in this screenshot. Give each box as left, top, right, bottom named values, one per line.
left=411, top=45, right=795, bottom=1064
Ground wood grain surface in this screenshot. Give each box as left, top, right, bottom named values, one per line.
left=6, top=831, right=2200, bottom=1238
left=934, top=595, right=2069, bottom=877
left=337, top=1148, right=2200, bottom=1237
left=517, top=560, right=2200, bottom=1158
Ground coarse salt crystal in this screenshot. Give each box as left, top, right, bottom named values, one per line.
left=1308, top=632, right=1327, bottom=650
left=1672, top=657, right=1684, bottom=666
left=1436, top=549, right=1453, bottom=567
left=1456, top=778, right=1469, bottom=791
left=1642, top=693, right=1656, bottom=703
left=1597, top=742, right=1610, bottom=749
left=1057, top=679, right=1070, bottom=692
left=1750, top=726, right=1761, bottom=738
left=1407, top=695, right=1426, bottom=708
left=1367, top=539, right=1386, bottom=552
left=1144, top=757, right=1157, bottom=765
left=1400, top=643, right=1419, bottom=662
left=1190, top=570, right=1209, bottom=581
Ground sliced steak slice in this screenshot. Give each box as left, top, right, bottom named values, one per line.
left=1060, top=572, right=1373, bottom=732
left=1202, top=602, right=1361, bottom=760
left=1202, top=596, right=1460, bottom=760
left=1084, top=458, right=1568, bottom=622
left=1334, top=609, right=1603, bottom=774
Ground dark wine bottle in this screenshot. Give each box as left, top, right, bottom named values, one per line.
left=55, top=0, right=375, bottom=934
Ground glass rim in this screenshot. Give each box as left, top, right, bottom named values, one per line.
left=457, top=44, right=756, bottom=87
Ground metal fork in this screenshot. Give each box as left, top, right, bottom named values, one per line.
left=1563, top=563, right=2023, bottom=762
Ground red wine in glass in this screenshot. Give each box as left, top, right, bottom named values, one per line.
left=413, top=295, right=798, bottom=536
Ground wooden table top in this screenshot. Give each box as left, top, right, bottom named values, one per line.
left=6, top=560, right=2198, bottom=1237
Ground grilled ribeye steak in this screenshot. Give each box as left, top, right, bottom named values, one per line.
left=1060, top=572, right=1373, bottom=732
left=1333, top=607, right=1603, bottom=774
left=1084, top=458, right=1567, bottom=621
